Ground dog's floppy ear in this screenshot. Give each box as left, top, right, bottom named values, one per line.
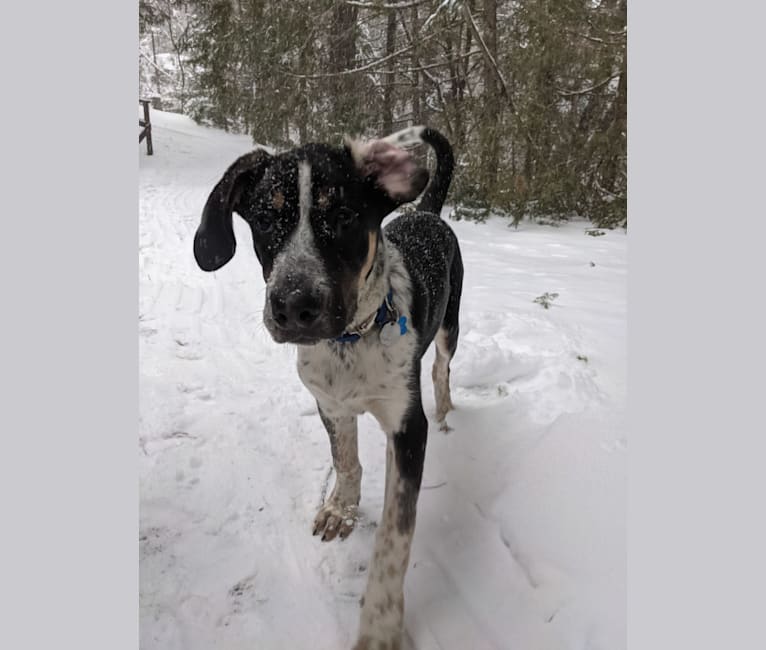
left=345, top=137, right=429, bottom=205
left=194, top=149, right=272, bottom=272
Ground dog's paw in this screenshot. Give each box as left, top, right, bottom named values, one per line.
left=312, top=501, right=358, bottom=541
left=351, top=633, right=403, bottom=650
left=351, top=635, right=402, bottom=650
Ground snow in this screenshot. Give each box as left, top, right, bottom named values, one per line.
left=139, top=109, right=626, bottom=650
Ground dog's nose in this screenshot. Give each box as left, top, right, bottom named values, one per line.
left=271, top=290, right=321, bottom=329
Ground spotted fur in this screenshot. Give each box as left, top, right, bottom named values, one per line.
left=194, top=126, right=463, bottom=649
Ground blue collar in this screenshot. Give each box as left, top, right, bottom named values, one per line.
left=334, top=290, right=394, bottom=344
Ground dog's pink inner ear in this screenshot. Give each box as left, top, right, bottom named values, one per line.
left=351, top=139, right=419, bottom=199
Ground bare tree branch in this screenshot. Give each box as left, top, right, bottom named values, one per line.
left=594, top=177, right=625, bottom=200
left=423, top=0, right=461, bottom=31
left=420, top=65, right=454, bottom=131
left=347, top=0, right=429, bottom=8
left=586, top=18, right=627, bottom=39
left=603, top=26, right=627, bottom=37
left=139, top=50, right=175, bottom=79
left=556, top=72, right=621, bottom=97
left=459, top=3, right=543, bottom=155
left=283, top=43, right=416, bottom=79
left=376, top=49, right=481, bottom=75
left=282, top=29, right=445, bottom=79
left=460, top=3, right=512, bottom=107
left=565, top=30, right=623, bottom=47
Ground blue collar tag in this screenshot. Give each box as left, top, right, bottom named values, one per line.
left=379, top=314, right=408, bottom=347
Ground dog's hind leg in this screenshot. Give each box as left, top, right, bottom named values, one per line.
left=313, top=404, right=362, bottom=541
left=433, top=328, right=456, bottom=430
left=433, top=247, right=463, bottom=431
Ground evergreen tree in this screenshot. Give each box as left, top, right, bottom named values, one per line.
left=139, top=0, right=628, bottom=228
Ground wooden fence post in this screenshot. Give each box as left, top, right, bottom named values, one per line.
left=139, top=99, right=153, bottom=155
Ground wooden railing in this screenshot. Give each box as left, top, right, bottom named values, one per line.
left=139, top=99, right=153, bottom=155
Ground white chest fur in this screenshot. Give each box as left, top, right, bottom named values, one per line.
left=297, top=241, right=417, bottom=434
left=297, top=319, right=417, bottom=434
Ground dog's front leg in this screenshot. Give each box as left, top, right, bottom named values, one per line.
left=313, top=404, right=362, bottom=541
left=354, top=402, right=427, bottom=650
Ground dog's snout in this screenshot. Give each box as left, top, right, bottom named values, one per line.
left=270, top=289, right=322, bottom=330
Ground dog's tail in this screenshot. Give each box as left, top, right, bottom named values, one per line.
left=382, top=126, right=455, bottom=216
left=417, top=128, right=455, bottom=215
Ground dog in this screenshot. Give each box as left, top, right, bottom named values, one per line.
left=194, top=125, right=463, bottom=649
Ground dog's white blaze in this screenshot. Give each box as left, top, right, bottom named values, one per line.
left=296, top=161, right=314, bottom=251
left=268, top=161, right=324, bottom=289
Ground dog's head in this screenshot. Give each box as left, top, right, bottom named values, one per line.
left=194, top=137, right=429, bottom=345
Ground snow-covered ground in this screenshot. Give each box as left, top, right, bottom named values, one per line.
left=139, top=110, right=626, bottom=650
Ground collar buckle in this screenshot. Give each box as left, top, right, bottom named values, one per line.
left=335, top=289, right=395, bottom=344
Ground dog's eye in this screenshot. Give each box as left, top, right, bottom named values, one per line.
left=253, top=212, right=274, bottom=233
left=336, top=208, right=357, bottom=233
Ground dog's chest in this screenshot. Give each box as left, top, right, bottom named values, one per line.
left=297, top=332, right=416, bottom=420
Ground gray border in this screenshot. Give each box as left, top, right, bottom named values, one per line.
left=5, top=0, right=765, bottom=647
left=630, top=2, right=766, bottom=649
left=1, top=3, right=137, bottom=649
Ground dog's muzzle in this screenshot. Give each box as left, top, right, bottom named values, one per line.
left=264, top=280, right=342, bottom=344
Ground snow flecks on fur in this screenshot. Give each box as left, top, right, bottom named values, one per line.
left=140, top=109, right=626, bottom=650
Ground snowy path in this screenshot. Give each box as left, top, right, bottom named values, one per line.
left=139, top=110, right=626, bottom=650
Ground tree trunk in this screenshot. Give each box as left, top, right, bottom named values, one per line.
left=457, top=11, right=473, bottom=149
left=329, top=3, right=359, bottom=136
left=480, top=0, right=500, bottom=197
left=151, top=31, right=161, bottom=95
left=166, top=13, right=187, bottom=112
left=445, top=29, right=460, bottom=143
left=600, top=64, right=626, bottom=192
left=382, top=10, right=397, bottom=134
left=410, top=5, right=421, bottom=126
left=596, top=0, right=627, bottom=193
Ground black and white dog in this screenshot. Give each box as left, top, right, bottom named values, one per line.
left=194, top=126, right=463, bottom=649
